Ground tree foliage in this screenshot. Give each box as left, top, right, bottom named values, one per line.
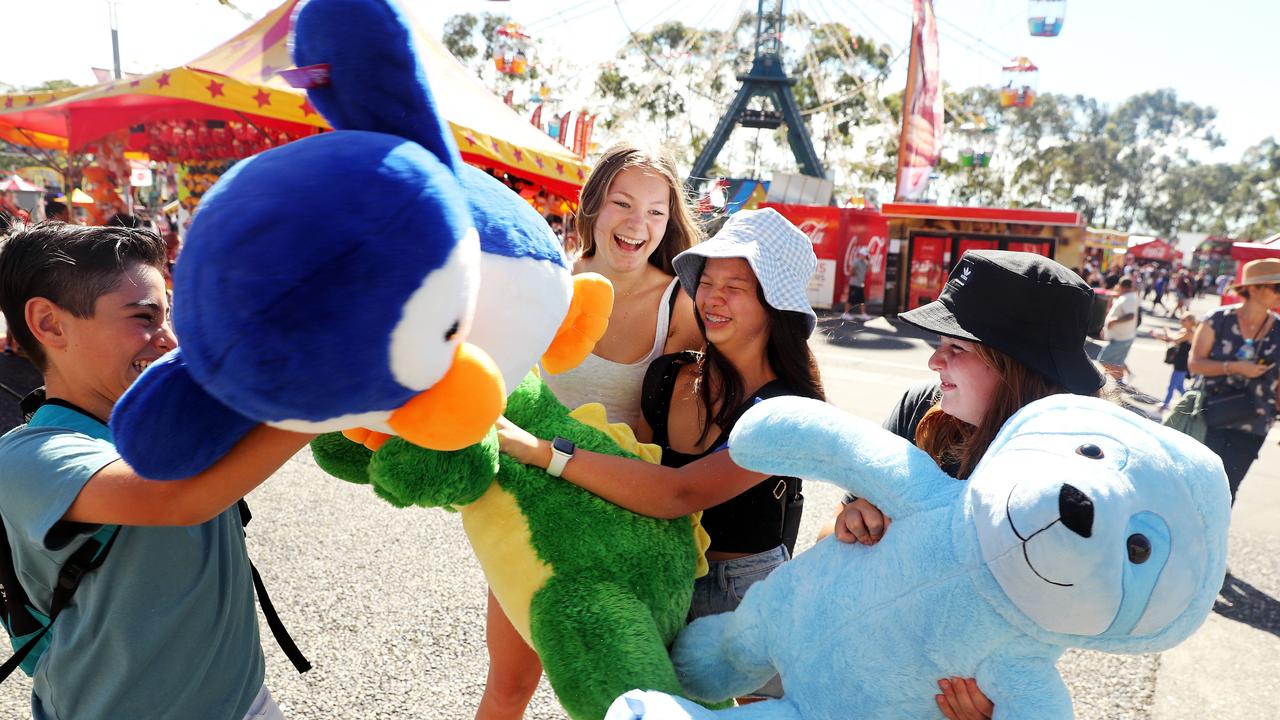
left=435, top=11, right=1279, bottom=238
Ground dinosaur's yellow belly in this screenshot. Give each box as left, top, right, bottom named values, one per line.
left=460, top=483, right=551, bottom=645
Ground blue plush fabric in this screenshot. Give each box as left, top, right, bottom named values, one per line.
left=458, top=163, right=568, bottom=267
left=608, top=394, right=1231, bottom=719
left=111, top=0, right=506, bottom=478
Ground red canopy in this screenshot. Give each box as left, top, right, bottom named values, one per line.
left=1127, top=238, right=1181, bottom=262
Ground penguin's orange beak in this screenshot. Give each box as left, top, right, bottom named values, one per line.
left=386, top=342, right=506, bottom=451
left=541, top=273, right=614, bottom=375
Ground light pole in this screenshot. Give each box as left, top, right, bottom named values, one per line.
left=108, top=0, right=122, bottom=80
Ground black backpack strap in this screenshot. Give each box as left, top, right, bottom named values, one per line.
left=2, top=525, right=120, bottom=683
left=237, top=500, right=311, bottom=674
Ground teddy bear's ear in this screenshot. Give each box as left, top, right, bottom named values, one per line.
left=290, top=0, right=459, bottom=173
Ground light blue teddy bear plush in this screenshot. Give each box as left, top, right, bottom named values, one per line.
left=609, top=394, right=1231, bottom=719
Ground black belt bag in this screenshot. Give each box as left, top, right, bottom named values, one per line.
left=1202, top=386, right=1257, bottom=428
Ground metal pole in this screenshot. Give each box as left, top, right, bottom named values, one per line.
left=108, top=1, right=122, bottom=79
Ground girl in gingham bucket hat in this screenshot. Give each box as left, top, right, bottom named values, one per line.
left=497, top=206, right=825, bottom=701
left=673, top=208, right=819, bottom=336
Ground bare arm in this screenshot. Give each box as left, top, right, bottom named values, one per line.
left=663, top=290, right=704, bottom=354
left=1187, top=318, right=1271, bottom=378
left=496, top=417, right=765, bottom=519
left=64, top=425, right=315, bottom=527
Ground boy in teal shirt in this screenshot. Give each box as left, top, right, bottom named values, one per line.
left=0, top=222, right=314, bottom=719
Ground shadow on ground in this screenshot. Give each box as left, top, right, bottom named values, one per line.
left=1215, top=572, right=1280, bottom=639
left=817, top=316, right=938, bottom=351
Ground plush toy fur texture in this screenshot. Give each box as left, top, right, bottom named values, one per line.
left=110, top=0, right=583, bottom=479
left=609, top=394, right=1231, bottom=720
left=311, top=373, right=709, bottom=719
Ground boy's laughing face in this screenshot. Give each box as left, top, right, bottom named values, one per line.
left=55, top=262, right=175, bottom=411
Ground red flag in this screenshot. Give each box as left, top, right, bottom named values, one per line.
left=530, top=104, right=543, bottom=128
left=503, top=90, right=514, bottom=107
left=557, top=111, right=572, bottom=146
left=894, top=0, right=943, bottom=201
left=572, top=112, right=588, bottom=157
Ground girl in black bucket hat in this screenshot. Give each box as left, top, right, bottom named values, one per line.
left=828, top=249, right=1106, bottom=719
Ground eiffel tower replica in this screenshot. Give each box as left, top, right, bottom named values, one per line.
left=689, top=0, right=826, bottom=185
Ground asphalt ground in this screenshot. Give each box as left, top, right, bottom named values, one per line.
left=2, top=293, right=1276, bottom=718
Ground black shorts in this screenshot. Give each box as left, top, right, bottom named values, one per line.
left=846, top=284, right=865, bottom=306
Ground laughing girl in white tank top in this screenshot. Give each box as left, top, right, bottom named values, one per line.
left=479, top=142, right=704, bottom=720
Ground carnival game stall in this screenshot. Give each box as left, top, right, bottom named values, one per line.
left=1224, top=233, right=1280, bottom=305
left=0, top=0, right=588, bottom=219
left=881, top=202, right=1085, bottom=314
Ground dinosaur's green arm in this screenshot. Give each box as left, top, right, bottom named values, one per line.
left=310, top=432, right=374, bottom=485
left=502, top=372, right=571, bottom=437
left=367, top=429, right=500, bottom=510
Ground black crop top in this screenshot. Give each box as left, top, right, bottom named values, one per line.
left=640, top=351, right=801, bottom=554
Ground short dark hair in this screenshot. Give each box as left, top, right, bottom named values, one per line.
left=0, top=222, right=167, bottom=369
left=1118, top=277, right=1134, bottom=290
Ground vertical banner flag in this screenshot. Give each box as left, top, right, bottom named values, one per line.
left=557, top=111, right=572, bottom=146
left=530, top=104, right=543, bottom=129
left=895, top=0, right=943, bottom=201
left=572, top=112, right=588, bottom=157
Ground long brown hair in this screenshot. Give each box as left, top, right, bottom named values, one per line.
left=914, top=343, right=1085, bottom=479
left=693, top=284, right=825, bottom=443
left=573, top=142, right=702, bottom=275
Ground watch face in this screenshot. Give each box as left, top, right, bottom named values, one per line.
left=552, top=437, right=575, bottom=454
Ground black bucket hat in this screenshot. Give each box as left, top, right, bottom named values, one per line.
left=898, top=249, right=1105, bottom=395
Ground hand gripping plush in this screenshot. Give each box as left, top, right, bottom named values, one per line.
left=609, top=394, right=1231, bottom=720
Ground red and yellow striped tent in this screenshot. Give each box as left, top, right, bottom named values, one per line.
left=0, top=0, right=588, bottom=197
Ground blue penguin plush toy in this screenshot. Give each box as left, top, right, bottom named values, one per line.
left=110, top=0, right=607, bottom=478
left=609, top=394, right=1231, bottom=719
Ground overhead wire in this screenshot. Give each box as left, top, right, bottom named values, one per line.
left=526, top=0, right=617, bottom=32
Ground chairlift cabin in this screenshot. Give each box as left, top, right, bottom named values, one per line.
left=999, top=57, right=1039, bottom=108
left=955, top=122, right=995, bottom=168
left=493, top=22, right=533, bottom=76
left=1028, top=0, right=1066, bottom=37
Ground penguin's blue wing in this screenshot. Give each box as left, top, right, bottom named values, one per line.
left=111, top=349, right=259, bottom=480
left=292, top=0, right=460, bottom=172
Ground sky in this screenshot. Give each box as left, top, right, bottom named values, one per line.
left=2, top=0, right=1274, bottom=161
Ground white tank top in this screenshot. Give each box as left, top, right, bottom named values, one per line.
left=542, top=278, right=679, bottom=430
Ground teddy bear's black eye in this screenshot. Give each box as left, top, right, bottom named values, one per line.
left=1127, top=534, right=1151, bottom=564
left=444, top=321, right=459, bottom=342
left=1076, top=444, right=1104, bottom=459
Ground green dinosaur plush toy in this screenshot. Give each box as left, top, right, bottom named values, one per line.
left=310, top=372, right=711, bottom=719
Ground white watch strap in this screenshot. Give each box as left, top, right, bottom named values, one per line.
left=546, top=445, right=572, bottom=477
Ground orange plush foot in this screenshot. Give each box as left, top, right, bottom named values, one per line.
left=541, top=273, right=614, bottom=375
left=342, top=427, right=394, bottom=451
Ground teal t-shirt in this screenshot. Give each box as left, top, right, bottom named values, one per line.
left=0, top=403, right=264, bottom=720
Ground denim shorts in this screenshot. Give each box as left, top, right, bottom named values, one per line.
left=688, top=545, right=790, bottom=698
left=1098, top=337, right=1134, bottom=365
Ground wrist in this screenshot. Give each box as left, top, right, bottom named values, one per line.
left=533, top=440, right=554, bottom=470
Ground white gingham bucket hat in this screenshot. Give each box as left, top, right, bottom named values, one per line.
left=673, top=208, right=818, bottom=337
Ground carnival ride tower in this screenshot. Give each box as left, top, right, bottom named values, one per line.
left=688, top=0, right=825, bottom=185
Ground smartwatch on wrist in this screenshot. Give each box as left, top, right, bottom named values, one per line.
left=546, top=437, right=576, bottom=478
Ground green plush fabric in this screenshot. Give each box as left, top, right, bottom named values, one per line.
left=308, top=372, right=699, bottom=719
left=309, top=431, right=373, bottom=485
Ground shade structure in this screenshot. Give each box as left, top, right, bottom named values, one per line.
left=0, top=0, right=588, bottom=198
left=0, top=175, right=42, bottom=192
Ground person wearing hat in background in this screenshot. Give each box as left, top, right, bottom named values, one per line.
left=824, top=249, right=1107, bottom=720
left=498, top=207, right=826, bottom=700
left=1187, top=257, right=1280, bottom=505
left=841, top=245, right=872, bottom=322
